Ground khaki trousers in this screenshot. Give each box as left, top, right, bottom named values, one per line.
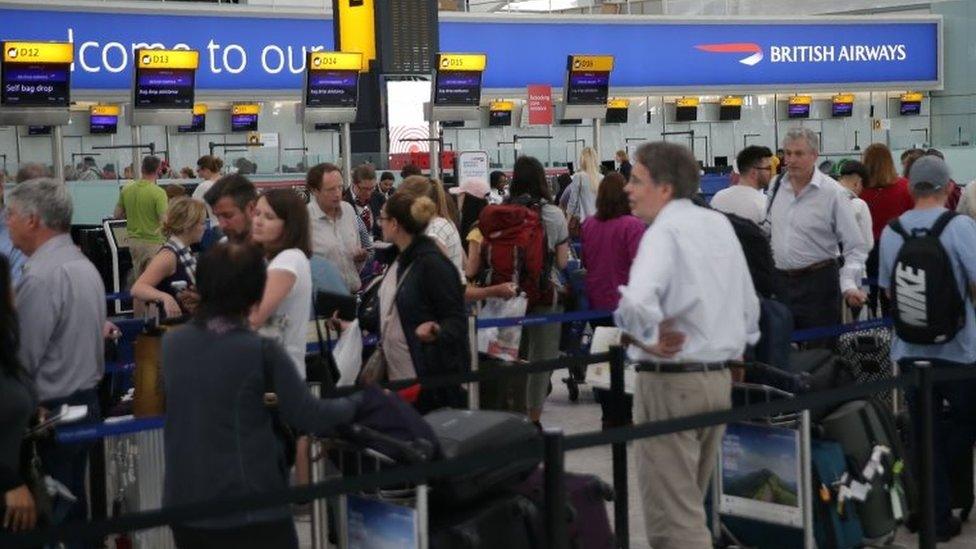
left=633, top=369, right=731, bottom=549
left=127, top=239, right=161, bottom=287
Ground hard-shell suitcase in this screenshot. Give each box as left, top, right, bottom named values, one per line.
left=788, top=349, right=857, bottom=393
left=819, top=400, right=908, bottom=541
left=811, top=439, right=865, bottom=549
left=425, top=409, right=540, bottom=505
left=510, top=468, right=615, bottom=549
left=429, top=494, right=543, bottom=549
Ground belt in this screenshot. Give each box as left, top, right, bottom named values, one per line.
left=778, top=258, right=837, bottom=277
left=635, top=361, right=728, bottom=374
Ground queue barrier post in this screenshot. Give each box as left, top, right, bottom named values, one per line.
left=307, top=382, right=329, bottom=549
left=467, top=314, right=480, bottom=410
left=608, top=345, right=629, bottom=549
left=916, top=361, right=936, bottom=549
left=543, top=430, right=569, bottom=549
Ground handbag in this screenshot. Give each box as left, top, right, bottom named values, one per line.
left=260, top=338, right=297, bottom=469
left=305, top=298, right=341, bottom=389
left=357, top=272, right=385, bottom=334
left=359, top=263, right=414, bottom=385
left=567, top=175, right=586, bottom=240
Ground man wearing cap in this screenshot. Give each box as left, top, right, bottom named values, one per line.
left=878, top=155, right=976, bottom=542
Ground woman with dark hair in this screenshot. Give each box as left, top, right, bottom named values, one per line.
left=376, top=192, right=468, bottom=412
left=163, top=243, right=360, bottom=549
left=509, top=156, right=570, bottom=425
left=580, top=172, right=646, bottom=313
left=0, top=254, right=37, bottom=534
left=249, top=189, right=313, bottom=377
left=860, top=143, right=914, bottom=313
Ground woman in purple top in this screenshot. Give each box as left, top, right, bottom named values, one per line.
left=580, top=172, right=646, bottom=312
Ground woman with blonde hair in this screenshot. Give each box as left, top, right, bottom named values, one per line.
left=565, top=146, right=603, bottom=235
left=131, top=197, right=208, bottom=318
left=398, top=175, right=465, bottom=280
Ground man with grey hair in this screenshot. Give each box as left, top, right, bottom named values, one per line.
left=6, top=178, right=105, bottom=544
left=766, top=127, right=868, bottom=345
left=616, top=141, right=760, bottom=548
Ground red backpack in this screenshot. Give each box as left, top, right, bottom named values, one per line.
left=478, top=201, right=554, bottom=307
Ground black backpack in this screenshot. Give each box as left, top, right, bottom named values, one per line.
left=888, top=211, right=966, bottom=344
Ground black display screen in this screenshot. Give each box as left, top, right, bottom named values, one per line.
left=27, top=125, right=51, bottom=135
left=900, top=101, right=921, bottom=116
left=90, top=115, right=118, bottom=134
left=565, top=71, right=610, bottom=105
left=488, top=109, right=512, bottom=127
left=832, top=102, right=853, bottom=117
left=134, top=68, right=195, bottom=109
left=306, top=70, right=359, bottom=108
left=313, top=122, right=340, bottom=132
left=675, top=106, right=698, bottom=122
left=1, top=63, right=70, bottom=107
left=605, top=107, right=628, bottom=124
left=231, top=113, right=258, bottom=132
left=787, top=103, right=810, bottom=119
left=433, top=70, right=482, bottom=106
left=177, top=114, right=206, bottom=133
left=719, top=105, right=741, bottom=121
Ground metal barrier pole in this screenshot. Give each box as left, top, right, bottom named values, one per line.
left=609, top=345, right=629, bottom=549
left=800, top=410, right=814, bottom=549
left=543, top=430, right=568, bottom=549
left=308, top=382, right=328, bottom=549
left=916, top=361, right=936, bottom=549
left=467, top=314, right=480, bottom=410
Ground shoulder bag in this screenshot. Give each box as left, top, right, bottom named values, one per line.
left=359, top=263, right=414, bottom=385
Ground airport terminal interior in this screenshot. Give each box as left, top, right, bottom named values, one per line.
left=1, top=0, right=976, bottom=547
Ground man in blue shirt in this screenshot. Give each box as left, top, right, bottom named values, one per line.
left=879, top=155, right=976, bottom=541
left=0, top=173, right=26, bottom=285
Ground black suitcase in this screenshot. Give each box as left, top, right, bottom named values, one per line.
left=788, top=349, right=856, bottom=392
left=426, top=409, right=540, bottom=506
left=819, top=399, right=909, bottom=542
left=429, top=494, right=543, bottom=549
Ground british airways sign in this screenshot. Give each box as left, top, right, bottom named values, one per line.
left=0, top=5, right=942, bottom=92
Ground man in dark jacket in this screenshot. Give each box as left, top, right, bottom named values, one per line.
left=343, top=164, right=386, bottom=241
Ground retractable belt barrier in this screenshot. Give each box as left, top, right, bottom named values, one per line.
left=11, top=362, right=967, bottom=549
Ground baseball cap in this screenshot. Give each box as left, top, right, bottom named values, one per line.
left=909, top=155, right=950, bottom=191
left=448, top=178, right=491, bottom=199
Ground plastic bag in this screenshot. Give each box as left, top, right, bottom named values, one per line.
left=334, top=319, right=364, bottom=387
left=477, top=295, right=529, bottom=361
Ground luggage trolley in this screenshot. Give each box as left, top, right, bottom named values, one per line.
left=711, top=382, right=816, bottom=549
left=308, top=418, right=433, bottom=549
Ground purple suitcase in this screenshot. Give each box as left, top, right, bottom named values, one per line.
left=511, top=467, right=615, bottom=549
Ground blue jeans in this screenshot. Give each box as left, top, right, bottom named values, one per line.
left=901, top=359, right=976, bottom=531
left=39, top=389, right=101, bottom=549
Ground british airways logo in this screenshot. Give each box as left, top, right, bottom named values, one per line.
left=695, top=43, right=764, bottom=66
left=696, top=43, right=909, bottom=66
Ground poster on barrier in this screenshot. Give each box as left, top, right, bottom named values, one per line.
left=346, top=494, right=419, bottom=549
left=719, top=422, right=802, bottom=528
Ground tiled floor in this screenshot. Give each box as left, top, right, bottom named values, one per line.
left=298, top=377, right=976, bottom=548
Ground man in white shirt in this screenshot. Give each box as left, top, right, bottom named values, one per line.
left=616, top=142, right=760, bottom=549
left=766, top=128, right=869, bottom=345
left=306, top=163, right=368, bottom=292
left=710, top=145, right=773, bottom=225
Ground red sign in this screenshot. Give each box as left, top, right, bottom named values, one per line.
left=527, top=84, right=553, bottom=125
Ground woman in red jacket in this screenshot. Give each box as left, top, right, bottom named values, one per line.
left=860, top=143, right=914, bottom=314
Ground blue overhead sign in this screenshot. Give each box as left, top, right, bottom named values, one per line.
left=0, top=6, right=941, bottom=92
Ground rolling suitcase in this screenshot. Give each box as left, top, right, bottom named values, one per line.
left=811, top=439, right=865, bottom=549
left=429, top=494, right=543, bottom=549
left=510, top=467, right=615, bottom=549
left=425, top=409, right=541, bottom=506
left=819, top=400, right=908, bottom=542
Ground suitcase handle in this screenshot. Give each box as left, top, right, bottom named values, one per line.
left=347, top=423, right=436, bottom=464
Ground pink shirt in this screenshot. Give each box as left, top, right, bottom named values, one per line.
left=580, top=214, right=646, bottom=311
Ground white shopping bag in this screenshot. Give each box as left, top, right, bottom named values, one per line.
left=585, top=326, right=637, bottom=394
left=477, top=295, right=529, bottom=361
left=334, top=319, right=363, bottom=387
